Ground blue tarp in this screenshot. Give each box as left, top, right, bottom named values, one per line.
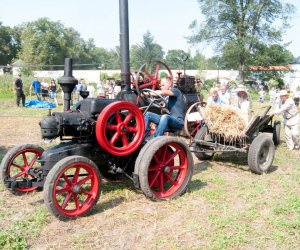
left=25, top=100, right=56, bottom=108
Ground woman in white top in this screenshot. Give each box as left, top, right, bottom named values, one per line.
left=232, top=85, right=252, bottom=124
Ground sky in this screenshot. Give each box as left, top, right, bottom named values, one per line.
left=1, top=0, right=300, bottom=58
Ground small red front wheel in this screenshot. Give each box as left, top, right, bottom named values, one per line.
left=43, top=156, right=101, bottom=220
left=0, top=144, right=44, bottom=194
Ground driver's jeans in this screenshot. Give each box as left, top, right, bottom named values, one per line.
left=144, top=112, right=183, bottom=138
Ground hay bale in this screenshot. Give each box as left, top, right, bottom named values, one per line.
left=202, top=105, right=246, bottom=141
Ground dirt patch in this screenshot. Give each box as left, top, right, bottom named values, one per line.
left=0, top=116, right=41, bottom=147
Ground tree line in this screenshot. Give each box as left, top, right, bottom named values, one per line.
left=0, top=0, right=296, bottom=82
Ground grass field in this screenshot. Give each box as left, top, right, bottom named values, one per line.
left=0, top=98, right=299, bottom=250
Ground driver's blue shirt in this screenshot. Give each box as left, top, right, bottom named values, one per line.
left=168, top=87, right=184, bottom=124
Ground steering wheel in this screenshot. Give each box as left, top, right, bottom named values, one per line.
left=140, top=88, right=167, bottom=109
left=135, top=60, right=173, bottom=96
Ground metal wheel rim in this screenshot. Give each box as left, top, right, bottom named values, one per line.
left=7, top=148, right=42, bottom=192
left=53, top=162, right=100, bottom=217
left=147, top=142, right=188, bottom=198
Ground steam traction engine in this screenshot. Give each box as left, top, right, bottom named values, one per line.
left=0, top=0, right=202, bottom=220
left=0, top=57, right=198, bottom=220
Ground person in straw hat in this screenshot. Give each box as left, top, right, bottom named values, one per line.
left=231, top=84, right=252, bottom=124
left=273, top=89, right=299, bottom=150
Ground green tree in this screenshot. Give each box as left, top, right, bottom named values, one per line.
left=248, top=43, right=293, bottom=85
left=165, top=49, right=189, bottom=69
left=188, top=0, right=295, bottom=80
left=17, top=18, right=101, bottom=70
left=0, top=22, right=20, bottom=65
left=251, top=44, right=293, bottom=66
left=189, top=51, right=209, bottom=70
left=130, top=31, right=164, bottom=70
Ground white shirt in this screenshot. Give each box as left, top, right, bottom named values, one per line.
left=275, top=97, right=299, bottom=126
left=219, top=91, right=230, bottom=105
left=87, top=85, right=95, bottom=98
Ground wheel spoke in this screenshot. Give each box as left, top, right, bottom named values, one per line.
left=56, top=186, right=70, bottom=194
left=27, top=154, right=39, bottom=168
left=164, top=150, right=179, bottom=166
left=73, top=194, right=80, bottom=210
left=162, top=146, right=168, bottom=162
left=62, top=173, right=72, bottom=187
left=154, top=63, right=161, bottom=78
left=81, top=188, right=93, bottom=197
left=159, top=171, right=164, bottom=192
left=164, top=172, right=176, bottom=186
left=144, top=69, right=154, bottom=80
left=123, top=112, right=133, bottom=124
left=110, top=131, right=120, bottom=145
left=11, top=171, right=26, bottom=179
left=121, top=134, right=129, bottom=147
left=61, top=191, right=72, bottom=210
left=72, top=166, right=80, bottom=183
left=148, top=165, right=160, bottom=172
left=126, top=126, right=138, bottom=133
left=149, top=170, right=161, bottom=188
left=77, top=174, right=92, bottom=186
left=115, top=112, right=122, bottom=124
left=107, top=124, right=118, bottom=131
left=11, top=163, right=25, bottom=172
left=169, top=165, right=184, bottom=170
left=191, top=123, right=200, bottom=136
left=153, top=154, right=160, bottom=164
left=138, top=82, right=154, bottom=89
left=22, top=152, right=29, bottom=167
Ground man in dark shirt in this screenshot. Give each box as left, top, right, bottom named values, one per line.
left=14, top=74, right=25, bottom=107
left=144, top=77, right=184, bottom=138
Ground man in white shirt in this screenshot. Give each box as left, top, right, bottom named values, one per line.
left=219, top=84, right=230, bottom=105
left=273, top=89, right=299, bottom=150
left=207, top=88, right=225, bottom=106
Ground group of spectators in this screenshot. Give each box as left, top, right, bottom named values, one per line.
left=205, top=83, right=252, bottom=124
left=198, top=82, right=299, bottom=151
left=13, top=74, right=58, bottom=107
left=31, top=77, right=58, bottom=106
left=95, top=79, right=121, bottom=99
left=13, top=74, right=123, bottom=108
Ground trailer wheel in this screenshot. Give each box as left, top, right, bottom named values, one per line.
left=44, top=156, right=101, bottom=220
left=184, top=102, right=202, bottom=138
left=248, top=133, right=275, bottom=174
left=0, top=144, right=44, bottom=194
left=272, top=120, right=281, bottom=146
left=96, top=101, right=145, bottom=157
left=194, top=127, right=214, bottom=161
left=135, top=137, right=193, bottom=201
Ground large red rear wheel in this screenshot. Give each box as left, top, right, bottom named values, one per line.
left=44, top=156, right=101, bottom=220
left=135, top=137, right=193, bottom=200
left=96, top=101, right=145, bottom=156
left=0, top=144, right=44, bottom=194
left=135, top=60, right=173, bottom=95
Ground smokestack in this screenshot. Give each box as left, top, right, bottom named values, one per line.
left=119, top=0, right=131, bottom=91
left=58, top=58, right=78, bottom=111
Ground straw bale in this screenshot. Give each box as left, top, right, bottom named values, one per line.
left=202, top=105, right=246, bottom=141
